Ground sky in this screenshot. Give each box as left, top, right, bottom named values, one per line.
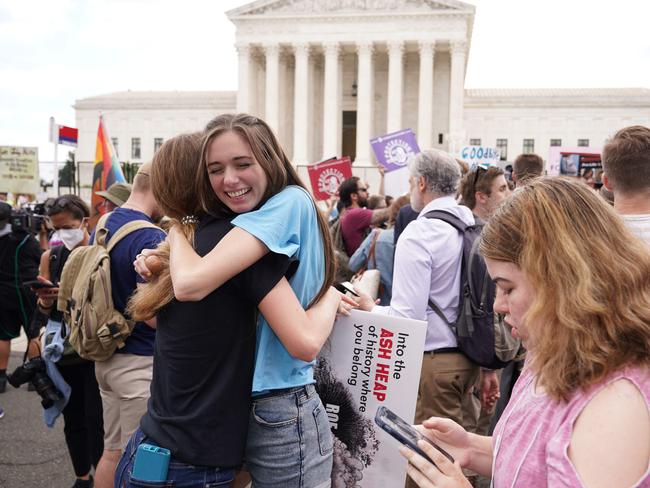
left=1, top=0, right=649, bottom=174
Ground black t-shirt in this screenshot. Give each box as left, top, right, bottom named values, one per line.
left=0, top=231, right=41, bottom=312
left=140, top=215, right=291, bottom=468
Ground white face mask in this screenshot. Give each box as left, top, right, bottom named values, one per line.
left=58, top=227, right=85, bottom=250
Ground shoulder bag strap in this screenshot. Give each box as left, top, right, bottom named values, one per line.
left=94, top=212, right=112, bottom=247
left=368, top=229, right=381, bottom=269
left=106, top=220, right=161, bottom=253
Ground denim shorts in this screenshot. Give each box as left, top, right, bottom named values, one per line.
left=246, top=384, right=333, bottom=488
left=114, top=428, right=235, bottom=488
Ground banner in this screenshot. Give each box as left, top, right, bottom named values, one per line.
left=459, top=146, right=500, bottom=169
left=315, top=309, right=427, bottom=487
left=0, top=146, right=40, bottom=194
left=91, top=116, right=126, bottom=222
left=370, top=129, right=420, bottom=173
left=307, top=156, right=353, bottom=201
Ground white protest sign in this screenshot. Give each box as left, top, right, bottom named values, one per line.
left=459, top=146, right=500, bottom=168
left=315, top=309, right=427, bottom=487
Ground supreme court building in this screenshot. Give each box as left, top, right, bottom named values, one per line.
left=74, top=0, right=650, bottom=186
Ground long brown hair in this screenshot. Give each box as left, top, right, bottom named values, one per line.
left=127, top=132, right=204, bottom=321
left=479, top=177, right=650, bottom=401
left=197, top=113, right=335, bottom=306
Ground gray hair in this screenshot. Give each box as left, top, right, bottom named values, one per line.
left=408, top=149, right=461, bottom=196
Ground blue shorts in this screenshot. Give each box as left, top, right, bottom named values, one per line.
left=246, top=384, right=333, bottom=488
left=115, top=428, right=235, bottom=488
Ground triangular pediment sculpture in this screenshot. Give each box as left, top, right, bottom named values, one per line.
left=228, top=0, right=473, bottom=17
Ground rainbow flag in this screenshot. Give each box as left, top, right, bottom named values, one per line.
left=91, top=116, right=126, bottom=221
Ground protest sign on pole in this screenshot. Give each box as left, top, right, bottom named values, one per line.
left=547, top=146, right=601, bottom=176
left=315, top=309, right=427, bottom=487
left=307, top=156, right=353, bottom=201
left=0, top=146, right=40, bottom=195
left=459, top=146, right=500, bottom=169
left=370, top=129, right=420, bottom=173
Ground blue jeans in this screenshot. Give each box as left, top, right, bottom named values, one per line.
left=115, top=428, right=234, bottom=488
left=246, top=384, right=333, bottom=488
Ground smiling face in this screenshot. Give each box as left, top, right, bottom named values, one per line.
left=485, top=258, right=537, bottom=348
left=206, top=130, right=268, bottom=214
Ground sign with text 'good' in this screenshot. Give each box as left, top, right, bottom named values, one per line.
left=459, top=146, right=500, bottom=169
left=315, top=309, right=426, bottom=487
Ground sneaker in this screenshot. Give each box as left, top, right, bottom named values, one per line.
left=0, top=406, right=4, bottom=419
left=71, top=475, right=93, bottom=488
left=27, top=381, right=36, bottom=392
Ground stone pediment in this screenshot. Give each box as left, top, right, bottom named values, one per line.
left=228, top=0, right=474, bottom=17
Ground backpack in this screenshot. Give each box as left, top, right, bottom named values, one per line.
left=424, top=210, right=518, bottom=369
left=56, top=212, right=159, bottom=362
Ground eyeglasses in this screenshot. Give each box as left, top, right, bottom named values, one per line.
left=471, top=165, right=487, bottom=189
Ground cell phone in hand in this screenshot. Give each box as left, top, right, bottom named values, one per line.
left=334, top=281, right=359, bottom=297
left=23, top=280, right=56, bottom=289
left=375, top=406, right=454, bottom=466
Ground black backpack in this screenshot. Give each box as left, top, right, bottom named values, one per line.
left=424, top=210, right=512, bottom=369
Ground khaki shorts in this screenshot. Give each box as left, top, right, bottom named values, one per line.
left=95, top=353, right=153, bottom=451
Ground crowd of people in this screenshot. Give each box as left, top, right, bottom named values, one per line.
left=0, top=119, right=648, bottom=488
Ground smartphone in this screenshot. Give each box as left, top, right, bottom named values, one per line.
left=132, top=443, right=171, bottom=482
left=23, top=280, right=56, bottom=289
left=375, top=406, right=454, bottom=466
left=334, top=281, right=359, bottom=297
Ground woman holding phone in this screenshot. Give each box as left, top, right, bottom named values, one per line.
left=33, top=195, right=104, bottom=488
left=399, top=178, right=650, bottom=488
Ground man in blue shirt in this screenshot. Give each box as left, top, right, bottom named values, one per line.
left=91, top=163, right=166, bottom=488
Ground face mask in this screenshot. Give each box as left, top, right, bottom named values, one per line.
left=58, top=227, right=85, bottom=250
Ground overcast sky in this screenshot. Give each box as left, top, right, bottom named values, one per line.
left=1, top=0, right=649, bottom=168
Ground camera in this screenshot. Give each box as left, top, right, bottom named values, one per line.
left=8, top=356, right=63, bottom=408
left=10, top=202, right=49, bottom=235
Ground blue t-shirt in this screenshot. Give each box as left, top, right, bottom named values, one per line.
left=232, top=186, right=325, bottom=395
left=90, top=208, right=166, bottom=355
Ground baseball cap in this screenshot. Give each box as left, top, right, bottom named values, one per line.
left=96, top=182, right=132, bottom=207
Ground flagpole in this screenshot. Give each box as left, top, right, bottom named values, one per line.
left=49, top=116, right=59, bottom=197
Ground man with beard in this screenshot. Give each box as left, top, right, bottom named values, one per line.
left=338, top=176, right=390, bottom=256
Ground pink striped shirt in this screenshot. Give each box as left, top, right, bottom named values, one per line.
left=492, top=364, right=650, bottom=487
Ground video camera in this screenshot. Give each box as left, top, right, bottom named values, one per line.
left=5, top=202, right=51, bottom=235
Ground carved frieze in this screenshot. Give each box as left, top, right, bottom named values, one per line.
left=242, top=0, right=458, bottom=16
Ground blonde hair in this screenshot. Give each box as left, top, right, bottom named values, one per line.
left=127, top=132, right=204, bottom=321
left=480, top=177, right=650, bottom=401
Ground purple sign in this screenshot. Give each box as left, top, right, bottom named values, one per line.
left=370, top=129, right=421, bottom=172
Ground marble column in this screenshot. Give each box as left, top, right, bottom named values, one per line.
left=263, top=43, right=280, bottom=133
left=448, top=40, right=467, bottom=153
left=355, top=41, right=374, bottom=166
left=386, top=41, right=404, bottom=133
left=293, top=42, right=310, bottom=165
left=322, top=42, right=340, bottom=159
left=417, top=40, right=435, bottom=149
left=236, top=43, right=252, bottom=114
